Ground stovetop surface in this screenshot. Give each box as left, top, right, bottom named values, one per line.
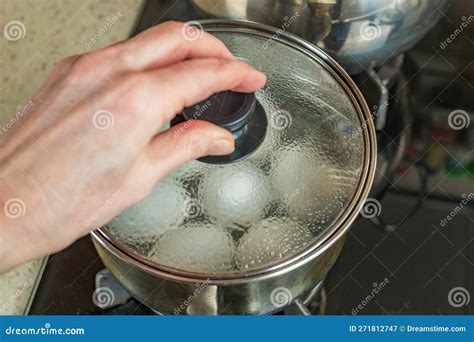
left=29, top=192, right=474, bottom=315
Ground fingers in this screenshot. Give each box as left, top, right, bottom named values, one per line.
left=113, top=57, right=266, bottom=135
left=37, top=56, right=78, bottom=93
left=95, top=21, right=236, bottom=72
left=141, top=120, right=234, bottom=181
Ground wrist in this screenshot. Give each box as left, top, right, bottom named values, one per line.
left=0, top=209, right=45, bottom=273
left=0, top=183, right=42, bottom=272
left=0, top=211, right=24, bottom=273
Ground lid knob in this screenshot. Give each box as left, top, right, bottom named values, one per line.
left=172, top=91, right=268, bottom=164
left=183, top=91, right=256, bottom=133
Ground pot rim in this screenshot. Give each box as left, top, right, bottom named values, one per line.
left=92, top=19, right=377, bottom=284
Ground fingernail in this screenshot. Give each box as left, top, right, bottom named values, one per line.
left=209, top=138, right=234, bottom=156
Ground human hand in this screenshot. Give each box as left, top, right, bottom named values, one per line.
left=0, top=21, right=266, bottom=272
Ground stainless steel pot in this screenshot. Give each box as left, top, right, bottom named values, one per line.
left=190, top=0, right=449, bottom=74
left=92, top=232, right=347, bottom=315
left=91, top=20, right=377, bottom=315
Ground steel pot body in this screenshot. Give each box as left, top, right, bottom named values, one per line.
left=92, top=231, right=346, bottom=315
left=190, top=0, right=449, bottom=74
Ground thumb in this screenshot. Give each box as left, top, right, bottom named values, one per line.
left=145, top=119, right=234, bottom=179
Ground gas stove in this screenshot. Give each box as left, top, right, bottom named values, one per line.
left=29, top=191, right=473, bottom=315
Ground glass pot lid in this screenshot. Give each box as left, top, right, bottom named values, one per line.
left=101, top=20, right=376, bottom=277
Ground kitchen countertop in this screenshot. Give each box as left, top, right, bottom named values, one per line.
left=0, top=0, right=143, bottom=315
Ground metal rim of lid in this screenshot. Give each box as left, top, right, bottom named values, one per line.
left=93, top=19, right=377, bottom=284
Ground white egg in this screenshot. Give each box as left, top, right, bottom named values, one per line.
left=200, top=163, right=272, bottom=227
left=270, top=147, right=336, bottom=220
left=235, top=217, right=313, bottom=270
left=148, top=223, right=235, bottom=274
left=107, top=180, right=187, bottom=245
